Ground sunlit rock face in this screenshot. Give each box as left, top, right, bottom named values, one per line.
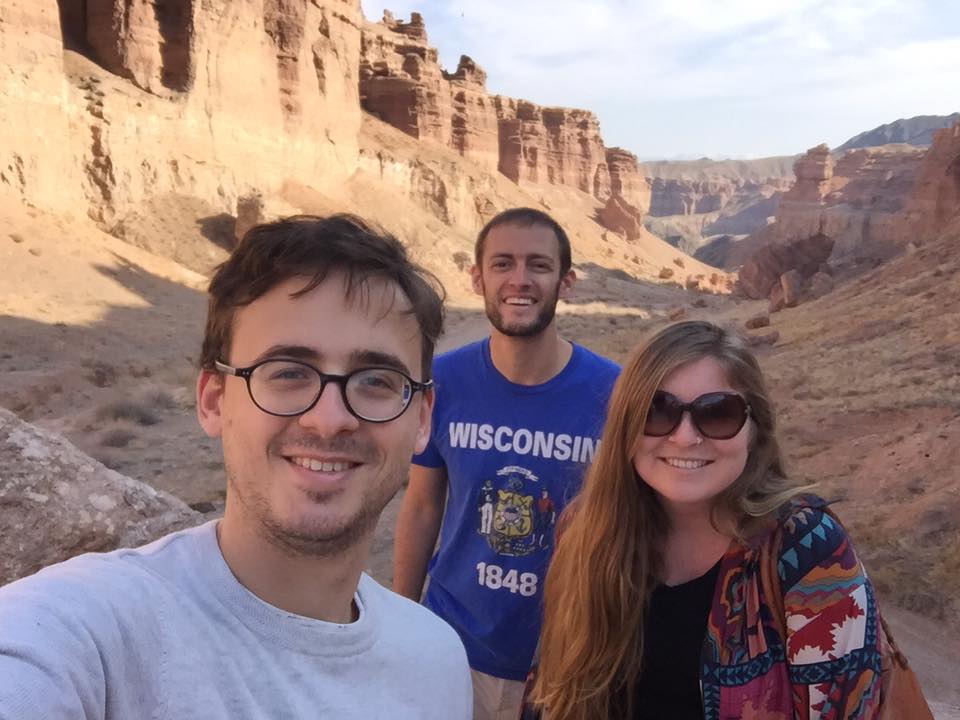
left=3, top=0, right=363, bottom=221
left=896, top=123, right=960, bottom=242
left=359, top=11, right=649, bottom=214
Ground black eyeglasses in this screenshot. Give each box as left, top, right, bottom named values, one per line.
left=215, top=359, right=432, bottom=423
left=644, top=390, right=751, bottom=440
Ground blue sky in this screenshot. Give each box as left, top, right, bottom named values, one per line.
left=359, top=0, right=960, bottom=159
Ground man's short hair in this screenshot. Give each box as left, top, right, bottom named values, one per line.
left=201, top=214, right=445, bottom=378
left=474, top=208, right=572, bottom=275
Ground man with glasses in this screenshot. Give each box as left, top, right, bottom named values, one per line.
left=0, top=215, right=471, bottom=719
left=393, top=208, right=620, bottom=720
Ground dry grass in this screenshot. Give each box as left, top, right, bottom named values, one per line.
left=95, top=400, right=160, bottom=427
left=100, top=426, right=138, bottom=448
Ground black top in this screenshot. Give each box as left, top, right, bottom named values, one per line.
left=632, top=560, right=721, bottom=720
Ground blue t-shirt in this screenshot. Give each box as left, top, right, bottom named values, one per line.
left=414, top=339, right=619, bottom=680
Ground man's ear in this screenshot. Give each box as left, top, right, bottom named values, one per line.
left=196, top=369, right=225, bottom=438
left=470, top=264, right=484, bottom=296
left=558, top=268, right=576, bottom=300
left=413, top=388, right=435, bottom=455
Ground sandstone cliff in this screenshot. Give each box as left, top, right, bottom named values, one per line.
left=641, top=156, right=795, bottom=252
left=753, top=142, right=926, bottom=259
left=0, top=1, right=84, bottom=212
left=0, top=2, right=729, bottom=298
left=3, top=0, right=364, bottom=226
left=895, top=123, right=960, bottom=242
left=358, top=11, right=651, bottom=223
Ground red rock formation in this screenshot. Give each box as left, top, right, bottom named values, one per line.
left=786, top=144, right=833, bottom=202
left=897, top=123, right=960, bottom=240
left=360, top=12, right=450, bottom=144
left=758, top=143, right=925, bottom=258
left=84, top=0, right=195, bottom=94
left=360, top=12, right=641, bottom=217
left=738, top=232, right=833, bottom=299
left=648, top=178, right=738, bottom=215
left=496, top=98, right=610, bottom=196
left=4, top=0, right=364, bottom=221
left=606, top=147, right=651, bottom=214
left=598, top=195, right=643, bottom=241
left=445, top=56, right=499, bottom=172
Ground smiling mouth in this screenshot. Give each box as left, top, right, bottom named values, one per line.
left=503, top=297, right=535, bottom=306
left=661, top=458, right=712, bottom=470
left=287, top=456, right=360, bottom=473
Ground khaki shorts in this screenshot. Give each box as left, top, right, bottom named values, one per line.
left=471, top=668, right=526, bottom=720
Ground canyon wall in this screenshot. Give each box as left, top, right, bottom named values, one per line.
left=0, top=3, right=729, bottom=292
left=359, top=11, right=650, bottom=224
left=641, top=157, right=795, bottom=250
left=0, top=1, right=84, bottom=212
left=2, top=0, right=363, bottom=223
left=895, top=124, right=960, bottom=242
left=766, top=143, right=926, bottom=257
left=738, top=124, right=960, bottom=293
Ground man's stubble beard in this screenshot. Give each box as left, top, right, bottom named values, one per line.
left=483, top=280, right=562, bottom=338
left=223, top=436, right=405, bottom=559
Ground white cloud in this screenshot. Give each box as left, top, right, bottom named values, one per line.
left=360, top=0, right=960, bottom=157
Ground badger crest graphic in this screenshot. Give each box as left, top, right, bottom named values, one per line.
left=477, top=467, right=554, bottom=557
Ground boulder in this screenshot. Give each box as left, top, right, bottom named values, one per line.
left=739, top=232, right=834, bottom=299
left=745, top=313, right=770, bottom=329
left=780, top=269, right=803, bottom=307
left=745, top=330, right=780, bottom=347
left=598, top=194, right=643, bottom=241
left=769, top=283, right=786, bottom=313
left=0, top=407, right=202, bottom=585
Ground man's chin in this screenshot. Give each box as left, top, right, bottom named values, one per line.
left=261, top=509, right=369, bottom=557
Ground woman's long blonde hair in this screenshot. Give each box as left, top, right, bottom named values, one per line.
left=531, top=321, right=811, bottom=719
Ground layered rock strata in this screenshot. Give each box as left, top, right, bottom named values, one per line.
left=739, top=232, right=834, bottom=300
left=359, top=12, right=650, bottom=216
left=760, top=143, right=926, bottom=258
left=896, top=123, right=960, bottom=241
left=2, top=0, right=363, bottom=223
left=0, top=1, right=84, bottom=212
left=642, top=157, right=795, bottom=250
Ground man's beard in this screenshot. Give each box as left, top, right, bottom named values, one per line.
left=224, top=434, right=401, bottom=559
left=483, top=283, right=561, bottom=338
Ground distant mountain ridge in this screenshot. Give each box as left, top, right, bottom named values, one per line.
left=837, top=113, right=960, bottom=151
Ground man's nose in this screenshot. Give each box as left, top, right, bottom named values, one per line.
left=297, top=381, right=360, bottom=436
left=507, top=263, right=533, bottom=285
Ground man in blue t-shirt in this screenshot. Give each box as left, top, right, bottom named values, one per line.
left=393, top=208, right=620, bottom=720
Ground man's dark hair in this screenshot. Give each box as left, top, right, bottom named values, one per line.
left=201, top=214, right=445, bottom=378
left=474, top=208, right=572, bottom=275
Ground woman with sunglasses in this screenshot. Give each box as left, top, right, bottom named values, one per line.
left=523, top=321, right=892, bottom=719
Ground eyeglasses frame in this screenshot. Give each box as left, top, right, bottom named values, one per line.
left=214, top=358, right=433, bottom=423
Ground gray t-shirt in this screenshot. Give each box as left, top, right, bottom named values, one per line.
left=0, top=521, right=472, bottom=719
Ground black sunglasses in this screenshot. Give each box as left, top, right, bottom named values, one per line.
left=644, top=390, right=751, bottom=440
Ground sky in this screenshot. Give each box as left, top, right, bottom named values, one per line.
left=359, top=0, right=960, bottom=160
